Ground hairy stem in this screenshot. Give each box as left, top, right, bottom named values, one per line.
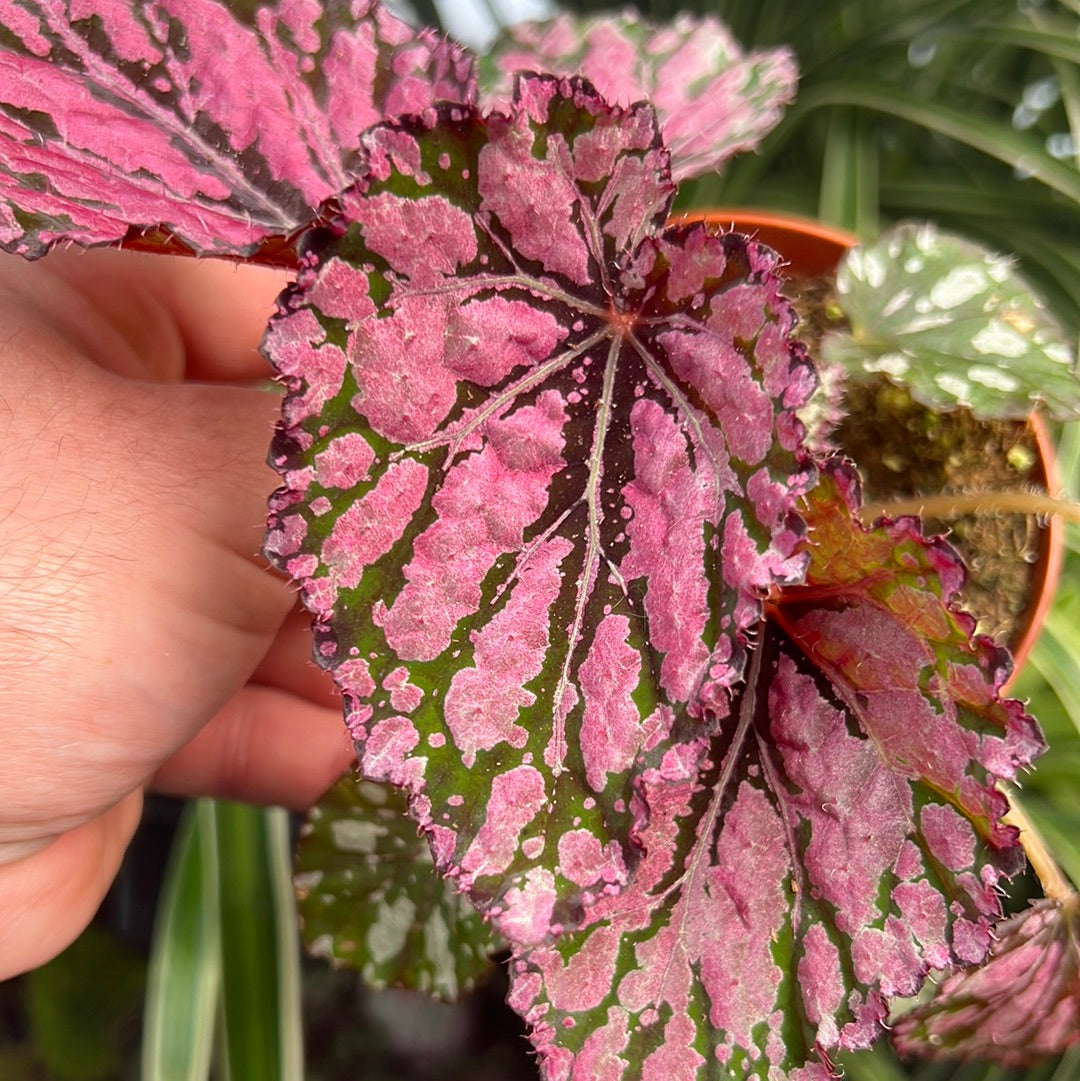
left=859, top=490, right=1080, bottom=525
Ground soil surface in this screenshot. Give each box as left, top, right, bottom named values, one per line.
left=787, top=277, right=1050, bottom=652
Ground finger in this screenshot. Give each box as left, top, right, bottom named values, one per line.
left=16, top=247, right=289, bottom=382
left=150, top=684, right=355, bottom=810
left=145, top=255, right=290, bottom=382
left=0, top=791, right=143, bottom=980
left=250, top=604, right=340, bottom=708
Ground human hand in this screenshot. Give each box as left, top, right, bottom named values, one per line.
left=0, top=247, right=354, bottom=979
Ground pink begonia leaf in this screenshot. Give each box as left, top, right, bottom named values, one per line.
left=507, top=463, right=1042, bottom=1080
left=0, top=0, right=474, bottom=261
left=265, top=73, right=814, bottom=956
left=479, top=11, right=797, bottom=182
left=891, top=896, right=1080, bottom=1065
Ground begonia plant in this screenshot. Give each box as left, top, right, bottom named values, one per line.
left=0, top=2, right=1077, bottom=1079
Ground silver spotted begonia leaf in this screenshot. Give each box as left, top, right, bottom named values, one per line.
left=824, top=223, right=1080, bottom=420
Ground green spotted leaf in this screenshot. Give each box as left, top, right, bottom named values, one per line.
left=824, top=222, right=1080, bottom=420
left=296, top=775, right=500, bottom=999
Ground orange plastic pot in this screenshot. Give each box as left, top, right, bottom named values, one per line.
left=675, top=207, right=1063, bottom=681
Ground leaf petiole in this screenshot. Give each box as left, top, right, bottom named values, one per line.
left=859, top=490, right=1080, bottom=526
left=1001, top=786, right=1078, bottom=904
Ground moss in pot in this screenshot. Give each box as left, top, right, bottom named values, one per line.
left=720, top=216, right=1076, bottom=669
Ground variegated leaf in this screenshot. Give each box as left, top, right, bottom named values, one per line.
left=0, top=0, right=474, bottom=260
left=824, top=223, right=1080, bottom=420
left=479, top=11, right=797, bottom=182
left=295, top=775, right=500, bottom=999
left=507, top=463, right=1042, bottom=1080
left=265, top=74, right=815, bottom=948
left=891, top=895, right=1080, bottom=1065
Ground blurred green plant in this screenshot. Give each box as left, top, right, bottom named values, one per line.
left=22, top=924, right=144, bottom=1081
left=143, top=801, right=302, bottom=1081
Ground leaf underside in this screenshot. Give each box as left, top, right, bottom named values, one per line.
left=0, top=0, right=474, bottom=260
left=267, top=75, right=1041, bottom=1079
left=824, top=222, right=1080, bottom=421
left=479, top=11, right=797, bottom=183
left=295, top=774, right=499, bottom=999
left=891, top=895, right=1080, bottom=1065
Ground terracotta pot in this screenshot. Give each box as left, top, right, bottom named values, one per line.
left=676, top=207, right=1063, bottom=680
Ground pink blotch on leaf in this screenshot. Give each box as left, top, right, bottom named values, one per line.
left=314, top=431, right=376, bottom=490
left=478, top=109, right=592, bottom=286
left=640, top=1012, right=706, bottom=1081
left=570, top=1007, right=631, bottom=1081
left=920, top=802, right=977, bottom=873
left=770, top=655, right=912, bottom=935
left=557, top=829, right=627, bottom=889
left=68, top=0, right=164, bottom=63
left=797, top=923, right=845, bottom=1049
left=444, top=537, right=570, bottom=766
left=359, top=191, right=477, bottom=284
left=381, top=393, right=566, bottom=661
left=336, top=657, right=375, bottom=699
left=892, top=879, right=950, bottom=970
left=578, top=615, right=645, bottom=792
left=658, top=325, right=773, bottom=465
left=498, top=867, right=558, bottom=946
left=445, top=296, right=566, bottom=384
left=306, top=256, right=377, bottom=322
left=461, top=765, right=547, bottom=879
left=322, top=458, right=428, bottom=591
left=538, top=923, right=622, bottom=1013
left=360, top=716, right=422, bottom=791
left=348, top=294, right=458, bottom=443
left=384, top=666, right=423, bottom=713
left=619, top=398, right=713, bottom=702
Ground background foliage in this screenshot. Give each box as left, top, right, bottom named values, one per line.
left=554, top=0, right=1080, bottom=340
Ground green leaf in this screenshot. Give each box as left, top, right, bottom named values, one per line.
left=213, top=802, right=304, bottom=1081
left=143, top=800, right=220, bottom=1081
left=819, top=107, right=879, bottom=238
left=296, top=775, right=501, bottom=998
left=825, top=222, right=1080, bottom=420
left=790, top=81, right=1080, bottom=206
